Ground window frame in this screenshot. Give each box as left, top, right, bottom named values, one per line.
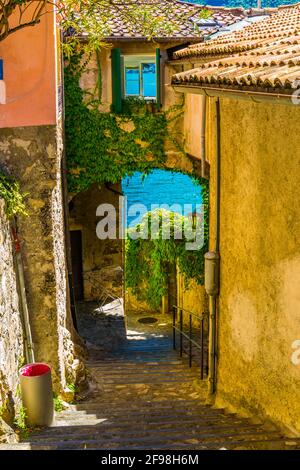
left=123, top=54, right=157, bottom=101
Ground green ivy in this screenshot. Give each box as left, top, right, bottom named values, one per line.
left=65, top=59, right=171, bottom=195
left=65, top=54, right=209, bottom=307
left=125, top=179, right=209, bottom=310
left=0, top=171, right=27, bottom=218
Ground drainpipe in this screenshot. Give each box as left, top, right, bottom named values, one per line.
left=205, top=98, right=221, bottom=395
left=200, top=95, right=207, bottom=178
left=12, top=223, right=35, bottom=364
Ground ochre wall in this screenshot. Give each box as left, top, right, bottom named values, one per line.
left=0, top=6, right=57, bottom=128
left=207, top=96, right=300, bottom=435
left=183, top=93, right=204, bottom=159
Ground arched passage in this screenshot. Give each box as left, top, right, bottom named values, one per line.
left=68, top=168, right=209, bottom=369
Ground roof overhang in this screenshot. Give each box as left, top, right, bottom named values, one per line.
left=173, top=84, right=295, bottom=106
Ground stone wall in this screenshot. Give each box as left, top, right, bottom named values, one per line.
left=0, top=126, right=85, bottom=392
left=207, top=96, right=300, bottom=435
left=69, top=183, right=123, bottom=302
left=0, top=199, right=24, bottom=428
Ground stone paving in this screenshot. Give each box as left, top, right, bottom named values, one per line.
left=1, top=305, right=300, bottom=450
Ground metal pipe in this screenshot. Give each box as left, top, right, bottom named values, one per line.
left=200, top=95, right=207, bottom=178
left=200, top=318, right=204, bottom=380
left=173, top=306, right=176, bottom=350
left=180, top=309, right=183, bottom=357
left=189, top=314, right=192, bottom=367
left=208, top=98, right=221, bottom=395
left=12, top=224, right=35, bottom=364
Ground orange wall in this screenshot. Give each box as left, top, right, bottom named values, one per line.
left=0, top=5, right=57, bottom=128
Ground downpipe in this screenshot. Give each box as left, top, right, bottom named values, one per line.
left=12, top=222, right=35, bottom=364
left=200, top=95, right=207, bottom=178
left=205, top=98, right=221, bottom=395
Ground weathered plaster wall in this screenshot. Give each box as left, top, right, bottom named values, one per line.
left=178, top=274, right=208, bottom=320
left=80, top=45, right=202, bottom=175
left=207, top=96, right=300, bottom=435
left=0, top=199, right=24, bottom=425
left=0, top=6, right=57, bottom=128
left=69, top=184, right=123, bottom=301
left=183, top=93, right=205, bottom=160
left=0, top=126, right=85, bottom=391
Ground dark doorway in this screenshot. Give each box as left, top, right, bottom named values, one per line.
left=70, top=230, right=84, bottom=300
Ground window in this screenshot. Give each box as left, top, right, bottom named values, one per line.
left=123, top=55, right=157, bottom=100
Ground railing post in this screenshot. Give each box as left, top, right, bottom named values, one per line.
left=189, top=314, right=192, bottom=368
left=173, top=306, right=176, bottom=350
left=200, top=317, right=204, bottom=380
left=180, top=309, right=183, bottom=357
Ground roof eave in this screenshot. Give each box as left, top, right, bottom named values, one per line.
left=172, top=83, right=295, bottom=105
left=102, top=36, right=205, bottom=43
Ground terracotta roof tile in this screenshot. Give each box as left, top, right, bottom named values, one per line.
left=172, top=4, right=300, bottom=93
left=174, top=4, right=300, bottom=57
left=85, top=0, right=250, bottom=41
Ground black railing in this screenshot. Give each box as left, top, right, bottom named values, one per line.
left=172, top=305, right=209, bottom=380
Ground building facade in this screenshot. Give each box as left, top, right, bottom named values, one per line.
left=172, top=3, right=300, bottom=435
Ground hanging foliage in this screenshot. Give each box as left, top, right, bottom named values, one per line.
left=125, top=180, right=209, bottom=310
left=64, top=55, right=183, bottom=195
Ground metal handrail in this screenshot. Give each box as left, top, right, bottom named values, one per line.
left=172, top=304, right=209, bottom=380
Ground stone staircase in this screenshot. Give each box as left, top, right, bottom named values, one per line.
left=1, top=314, right=300, bottom=450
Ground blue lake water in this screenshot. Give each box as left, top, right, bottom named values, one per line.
left=122, top=170, right=202, bottom=227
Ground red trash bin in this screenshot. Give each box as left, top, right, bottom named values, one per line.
left=20, top=363, right=54, bottom=427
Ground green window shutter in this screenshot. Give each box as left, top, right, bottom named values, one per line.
left=111, top=48, right=122, bottom=113
left=156, top=48, right=161, bottom=110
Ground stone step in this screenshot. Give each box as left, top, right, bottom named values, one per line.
left=17, top=432, right=290, bottom=450
left=10, top=322, right=298, bottom=451
left=1, top=437, right=298, bottom=451
left=26, top=422, right=269, bottom=442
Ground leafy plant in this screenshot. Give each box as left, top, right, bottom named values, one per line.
left=0, top=171, right=27, bottom=218
left=53, top=394, right=65, bottom=413
left=14, top=406, right=30, bottom=438
left=64, top=57, right=183, bottom=195
left=125, top=180, right=209, bottom=310
left=66, top=383, right=76, bottom=394
left=0, top=1, right=47, bottom=43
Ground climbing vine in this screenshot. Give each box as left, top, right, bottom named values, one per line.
left=125, top=179, right=209, bottom=310
left=0, top=171, right=27, bottom=218
left=65, top=53, right=209, bottom=309
left=65, top=54, right=182, bottom=195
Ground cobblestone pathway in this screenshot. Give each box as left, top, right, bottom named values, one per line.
left=2, top=306, right=300, bottom=450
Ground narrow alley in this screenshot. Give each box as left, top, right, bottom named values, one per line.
left=2, top=308, right=300, bottom=451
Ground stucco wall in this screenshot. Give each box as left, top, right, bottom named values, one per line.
left=178, top=274, right=208, bottom=320
left=0, top=199, right=24, bottom=426
left=183, top=93, right=204, bottom=160
left=0, top=126, right=85, bottom=391
left=0, top=6, right=57, bottom=128
left=79, top=44, right=202, bottom=174
left=207, top=96, right=300, bottom=435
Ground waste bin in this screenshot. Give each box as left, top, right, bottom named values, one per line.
left=19, top=363, right=54, bottom=427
